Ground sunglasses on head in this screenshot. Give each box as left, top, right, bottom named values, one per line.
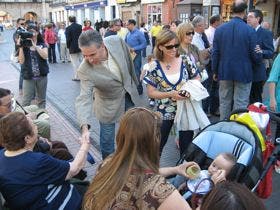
left=186, top=31, right=195, bottom=36
left=164, top=43, right=180, bottom=50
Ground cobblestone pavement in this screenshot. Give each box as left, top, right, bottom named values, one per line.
left=0, top=29, right=279, bottom=209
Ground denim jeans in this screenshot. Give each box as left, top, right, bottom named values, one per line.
left=99, top=122, right=115, bottom=159
left=48, top=43, right=56, bottom=63
left=133, top=51, right=143, bottom=95
left=99, top=93, right=135, bottom=159
left=219, top=80, right=252, bottom=120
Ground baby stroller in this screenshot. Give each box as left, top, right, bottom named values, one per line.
left=177, top=103, right=280, bottom=199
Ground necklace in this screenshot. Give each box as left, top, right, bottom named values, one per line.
left=166, top=63, right=171, bottom=70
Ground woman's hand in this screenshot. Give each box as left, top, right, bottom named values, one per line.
left=176, top=161, right=199, bottom=178
left=170, top=90, right=190, bottom=101
left=211, top=169, right=226, bottom=184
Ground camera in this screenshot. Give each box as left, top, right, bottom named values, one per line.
left=16, top=28, right=33, bottom=47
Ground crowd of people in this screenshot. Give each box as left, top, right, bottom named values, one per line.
left=0, top=0, right=280, bottom=209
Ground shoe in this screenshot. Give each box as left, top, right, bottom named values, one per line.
left=72, top=78, right=80, bottom=81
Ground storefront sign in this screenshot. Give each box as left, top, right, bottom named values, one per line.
left=141, top=0, right=165, bottom=4
left=65, top=0, right=107, bottom=10
left=203, top=0, right=220, bottom=6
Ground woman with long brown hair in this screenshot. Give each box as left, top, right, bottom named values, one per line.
left=83, top=107, right=194, bottom=209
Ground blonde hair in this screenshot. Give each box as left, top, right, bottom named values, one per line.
left=154, top=29, right=179, bottom=61
left=83, top=108, right=162, bottom=209
left=176, top=22, right=194, bottom=44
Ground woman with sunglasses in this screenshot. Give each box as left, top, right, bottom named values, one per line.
left=83, top=107, right=194, bottom=209
left=176, top=22, right=207, bottom=70
left=143, top=29, right=200, bottom=155
left=17, top=23, right=49, bottom=108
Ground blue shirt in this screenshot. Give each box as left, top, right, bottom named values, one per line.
left=125, top=28, right=147, bottom=52
left=0, top=150, right=81, bottom=210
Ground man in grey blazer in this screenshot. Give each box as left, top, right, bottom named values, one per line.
left=76, top=30, right=141, bottom=159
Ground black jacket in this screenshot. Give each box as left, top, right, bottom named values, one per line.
left=65, top=22, right=82, bottom=54
left=22, top=43, right=49, bottom=79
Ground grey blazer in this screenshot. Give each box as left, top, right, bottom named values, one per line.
left=76, top=35, right=141, bottom=126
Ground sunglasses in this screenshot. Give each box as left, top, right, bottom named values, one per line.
left=186, top=31, right=195, bottom=36
left=20, top=23, right=25, bottom=26
left=164, top=43, right=180, bottom=50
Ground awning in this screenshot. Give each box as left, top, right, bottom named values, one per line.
left=0, top=11, right=7, bottom=17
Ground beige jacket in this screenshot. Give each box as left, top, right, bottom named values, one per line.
left=76, top=35, right=141, bottom=126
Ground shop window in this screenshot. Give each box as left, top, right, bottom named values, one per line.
left=179, top=13, right=189, bottom=23
left=147, top=4, right=162, bottom=26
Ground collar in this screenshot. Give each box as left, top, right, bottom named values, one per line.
left=194, top=31, right=202, bottom=37
left=255, top=25, right=261, bottom=31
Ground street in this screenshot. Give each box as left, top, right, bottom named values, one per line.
left=0, top=29, right=279, bottom=209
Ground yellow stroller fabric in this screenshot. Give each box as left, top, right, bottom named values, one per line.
left=230, top=113, right=266, bottom=151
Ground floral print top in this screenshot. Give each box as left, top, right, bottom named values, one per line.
left=143, top=55, right=199, bottom=120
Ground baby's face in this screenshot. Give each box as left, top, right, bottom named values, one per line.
left=208, top=155, right=234, bottom=176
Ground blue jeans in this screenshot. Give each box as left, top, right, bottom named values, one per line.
left=99, top=93, right=134, bottom=159
left=133, top=51, right=143, bottom=95
left=219, top=80, right=252, bottom=120
left=99, top=122, right=115, bottom=159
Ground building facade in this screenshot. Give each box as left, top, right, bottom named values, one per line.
left=50, top=0, right=120, bottom=25
left=0, top=0, right=51, bottom=25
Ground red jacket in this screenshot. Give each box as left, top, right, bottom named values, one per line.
left=44, top=28, right=57, bottom=44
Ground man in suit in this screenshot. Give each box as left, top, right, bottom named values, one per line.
left=65, top=16, right=82, bottom=81
left=212, top=0, right=262, bottom=120
left=247, top=9, right=274, bottom=103
left=76, top=30, right=141, bottom=159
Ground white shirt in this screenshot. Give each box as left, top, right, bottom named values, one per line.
left=255, top=25, right=261, bottom=32
left=205, top=26, right=216, bottom=46
left=58, top=29, right=66, bottom=44
left=192, top=32, right=205, bottom=50
left=101, top=53, right=122, bottom=81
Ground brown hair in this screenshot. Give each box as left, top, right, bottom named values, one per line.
left=220, top=153, right=237, bottom=165
left=176, top=22, right=194, bottom=44
left=200, top=181, right=266, bottom=210
left=83, top=107, right=162, bottom=209
left=154, top=29, right=179, bottom=61
left=0, top=112, right=33, bottom=151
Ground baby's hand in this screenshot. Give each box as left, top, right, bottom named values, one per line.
left=211, top=169, right=226, bottom=184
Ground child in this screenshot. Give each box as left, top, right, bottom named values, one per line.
left=141, top=54, right=156, bottom=107
left=174, top=153, right=237, bottom=197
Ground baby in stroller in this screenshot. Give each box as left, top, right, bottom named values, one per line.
left=173, top=153, right=237, bottom=199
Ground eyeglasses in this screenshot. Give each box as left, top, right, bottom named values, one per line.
left=186, top=31, right=195, bottom=36
left=20, top=23, right=25, bottom=26
left=164, top=43, right=180, bottom=50
left=0, top=94, right=16, bottom=111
